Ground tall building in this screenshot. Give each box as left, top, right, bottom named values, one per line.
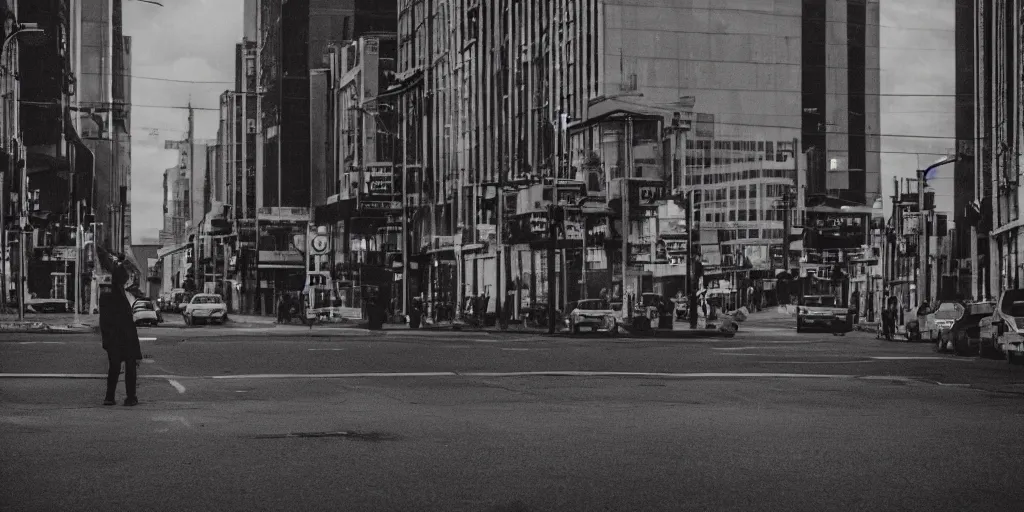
left=393, top=0, right=881, bottom=320
left=958, top=0, right=1023, bottom=300
left=255, top=0, right=396, bottom=313
left=801, top=0, right=882, bottom=207
left=72, top=0, right=132, bottom=251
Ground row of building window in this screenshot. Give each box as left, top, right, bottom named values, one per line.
left=685, top=167, right=795, bottom=186
left=703, top=210, right=806, bottom=224
left=712, top=229, right=788, bottom=242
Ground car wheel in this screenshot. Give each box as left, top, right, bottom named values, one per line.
left=183, top=314, right=191, bottom=326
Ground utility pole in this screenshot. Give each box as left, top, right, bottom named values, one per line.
left=188, top=102, right=199, bottom=288
left=547, top=111, right=563, bottom=334
left=783, top=187, right=793, bottom=276
left=401, top=96, right=409, bottom=318
left=623, top=116, right=634, bottom=318
left=16, top=140, right=26, bottom=320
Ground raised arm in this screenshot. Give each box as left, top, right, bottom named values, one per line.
left=95, top=245, right=119, bottom=274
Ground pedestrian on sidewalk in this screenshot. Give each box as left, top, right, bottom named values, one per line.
left=96, top=246, right=143, bottom=407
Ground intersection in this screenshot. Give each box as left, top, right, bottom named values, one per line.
left=2, top=313, right=1023, bottom=511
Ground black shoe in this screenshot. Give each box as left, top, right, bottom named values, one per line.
left=103, top=399, right=116, bottom=406
left=123, top=397, right=139, bottom=407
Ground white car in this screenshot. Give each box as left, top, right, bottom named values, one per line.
left=132, top=300, right=162, bottom=326
left=183, top=293, right=228, bottom=326
left=565, top=299, right=619, bottom=335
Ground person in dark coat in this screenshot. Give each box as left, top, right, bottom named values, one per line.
left=97, top=246, right=143, bottom=406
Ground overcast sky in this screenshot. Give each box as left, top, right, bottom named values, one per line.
left=125, top=0, right=956, bottom=243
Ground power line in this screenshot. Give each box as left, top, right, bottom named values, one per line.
left=133, top=104, right=220, bottom=111
left=132, top=75, right=233, bottom=85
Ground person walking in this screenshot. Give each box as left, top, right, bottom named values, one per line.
left=96, top=246, right=143, bottom=406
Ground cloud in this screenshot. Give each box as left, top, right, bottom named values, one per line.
left=124, top=0, right=242, bottom=241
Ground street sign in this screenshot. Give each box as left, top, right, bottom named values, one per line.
left=52, top=246, right=77, bottom=261
left=631, top=182, right=668, bottom=207
left=361, top=201, right=401, bottom=211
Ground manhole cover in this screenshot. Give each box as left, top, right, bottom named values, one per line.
left=251, top=431, right=396, bottom=441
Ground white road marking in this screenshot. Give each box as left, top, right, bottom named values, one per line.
left=0, top=371, right=964, bottom=386
left=308, top=348, right=346, bottom=351
left=0, top=373, right=182, bottom=379
left=16, top=341, right=65, bottom=345
left=212, top=372, right=457, bottom=379
left=139, top=337, right=157, bottom=341
left=152, top=415, right=191, bottom=428
left=712, top=346, right=796, bottom=351
left=870, top=356, right=971, bottom=361
left=167, top=379, right=186, bottom=394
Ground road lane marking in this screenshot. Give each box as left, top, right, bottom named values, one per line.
left=0, top=374, right=183, bottom=379
left=152, top=414, right=192, bottom=428
left=139, top=337, right=157, bottom=341
left=870, top=356, right=969, bottom=361
left=211, top=372, right=458, bottom=379
left=167, top=379, right=186, bottom=394
left=16, top=342, right=65, bottom=345
left=308, top=348, right=346, bottom=351
left=712, top=346, right=797, bottom=351
left=0, top=371, right=972, bottom=386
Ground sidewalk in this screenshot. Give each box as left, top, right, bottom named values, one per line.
left=0, top=313, right=97, bottom=334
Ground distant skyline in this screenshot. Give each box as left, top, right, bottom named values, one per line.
left=126, top=0, right=957, bottom=242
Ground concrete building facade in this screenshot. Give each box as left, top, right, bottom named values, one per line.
left=393, top=0, right=881, bottom=321
left=960, top=0, right=1023, bottom=300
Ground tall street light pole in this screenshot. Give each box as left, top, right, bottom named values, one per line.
left=917, top=155, right=958, bottom=306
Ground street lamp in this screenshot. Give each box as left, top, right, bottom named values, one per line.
left=917, top=154, right=959, bottom=305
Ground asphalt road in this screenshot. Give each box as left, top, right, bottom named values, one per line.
left=2, top=312, right=1023, bottom=511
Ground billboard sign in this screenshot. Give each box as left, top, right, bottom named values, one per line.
left=366, top=164, right=394, bottom=195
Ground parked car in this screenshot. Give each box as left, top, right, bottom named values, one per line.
left=796, top=295, right=852, bottom=333
left=938, top=301, right=994, bottom=355
left=978, top=289, right=1024, bottom=364
left=565, top=299, right=619, bottom=334
left=183, top=293, right=228, bottom=326
left=132, top=299, right=162, bottom=326
left=907, top=301, right=963, bottom=343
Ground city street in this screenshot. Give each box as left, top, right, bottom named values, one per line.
left=2, top=312, right=1023, bottom=511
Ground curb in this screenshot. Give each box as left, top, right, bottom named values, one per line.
left=0, top=324, right=94, bottom=334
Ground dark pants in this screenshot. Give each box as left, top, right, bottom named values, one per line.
left=106, top=353, right=137, bottom=401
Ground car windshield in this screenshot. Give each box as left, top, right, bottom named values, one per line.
left=933, top=302, right=963, bottom=319
left=577, top=299, right=609, bottom=310
left=133, top=302, right=154, bottom=311
left=192, top=295, right=221, bottom=304
left=804, top=296, right=837, bottom=307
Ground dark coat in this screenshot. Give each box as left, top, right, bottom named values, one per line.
left=99, top=267, right=143, bottom=362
